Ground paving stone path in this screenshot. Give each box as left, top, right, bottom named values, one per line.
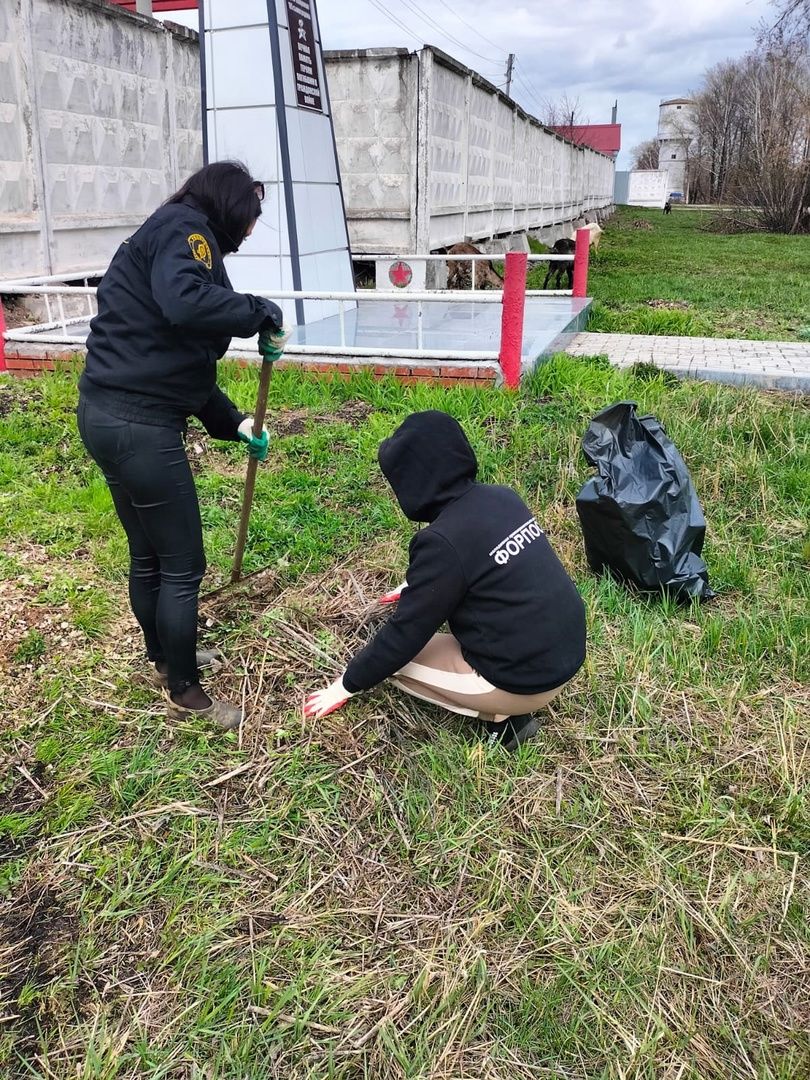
left=565, top=333, right=810, bottom=392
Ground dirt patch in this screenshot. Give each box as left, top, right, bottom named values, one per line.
left=0, top=576, right=82, bottom=673
left=0, top=759, right=48, bottom=866
left=0, top=877, right=77, bottom=1057
left=645, top=299, right=691, bottom=311
left=270, top=410, right=308, bottom=436
left=0, top=381, right=42, bottom=418
left=269, top=401, right=373, bottom=438
left=184, top=402, right=374, bottom=475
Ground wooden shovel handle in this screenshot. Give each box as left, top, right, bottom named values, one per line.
left=230, top=357, right=274, bottom=584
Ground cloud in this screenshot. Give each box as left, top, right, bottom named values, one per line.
left=317, top=0, right=773, bottom=167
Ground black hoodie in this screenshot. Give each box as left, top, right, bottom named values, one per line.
left=342, top=411, right=587, bottom=695
left=79, top=197, right=282, bottom=436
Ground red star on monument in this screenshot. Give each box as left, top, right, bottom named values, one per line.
left=388, top=260, right=413, bottom=288
left=393, top=305, right=410, bottom=326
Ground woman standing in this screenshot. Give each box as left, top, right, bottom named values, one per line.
left=78, top=161, right=284, bottom=730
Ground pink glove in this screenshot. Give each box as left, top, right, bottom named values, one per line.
left=378, top=580, right=408, bottom=605
left=303, top=675, right=355, bottom=719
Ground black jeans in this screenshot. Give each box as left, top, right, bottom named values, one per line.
left=77, top=397, right=205, bottom=694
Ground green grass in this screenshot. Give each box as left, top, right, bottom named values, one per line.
left=529, top=206, right=810, bottom=341
left=0, top=363, right=808, bottom=1079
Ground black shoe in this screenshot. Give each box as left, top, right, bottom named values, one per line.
left=484, top=714, right=539, bottom=751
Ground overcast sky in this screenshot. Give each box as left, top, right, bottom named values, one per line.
left=316, top=0, right=774, bottom=168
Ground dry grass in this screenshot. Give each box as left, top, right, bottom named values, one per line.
left=2, top=564, right=806, bottom=1078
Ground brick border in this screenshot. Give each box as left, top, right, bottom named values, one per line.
left=0, top=344, right=501, bottom=388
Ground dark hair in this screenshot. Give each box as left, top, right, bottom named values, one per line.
left=166, top=161, right=262, bottom=254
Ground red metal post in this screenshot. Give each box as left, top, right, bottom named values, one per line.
left=0, top=296, right=7, bottom=373
left=498, top=251, right=528, bottom=389
left=572, top=227, right=590, bottom=298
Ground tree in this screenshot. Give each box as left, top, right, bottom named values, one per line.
left=540, top=94, right=591, bottom=144
left=684, top=28, right=809, bottom=231
left=739, top=47, right=810, bottom=232
left=630, top=138, right=660, bottom=170
left=688, top=63, right=749, bottom=203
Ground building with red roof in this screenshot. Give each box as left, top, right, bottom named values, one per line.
left=550, top=124, right=622, bottom=160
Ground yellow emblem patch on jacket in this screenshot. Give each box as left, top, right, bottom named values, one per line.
left=187, top=233, right=213, bottom=270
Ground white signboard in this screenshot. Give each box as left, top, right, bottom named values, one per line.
left=200, top=0, right=354, bottom=324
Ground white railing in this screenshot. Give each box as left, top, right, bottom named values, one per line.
left=0, top=270, right=106, bottom=286
left=366, top=252, right=574, bottom=295
left=1, top=285, right=505, bottom=359
left=0, top=271, right=101, bottom=334
left=0, top=276, right=565, bottom=356
left=2, top=243, right=589, bottom=388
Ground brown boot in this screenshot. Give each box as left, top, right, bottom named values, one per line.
left=152, top=649, right=224, bottom=689
left=163, top=689, right=242, bottom=730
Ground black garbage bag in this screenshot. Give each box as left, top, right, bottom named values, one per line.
left=575, top=401, right=715, bottom=601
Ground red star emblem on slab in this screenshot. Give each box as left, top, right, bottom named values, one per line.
left=389, top=260, right=413, bottom=288
left=393, top=305, right=410, bottom=325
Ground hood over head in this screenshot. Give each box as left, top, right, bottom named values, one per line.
left=378, top=411, right=477, bottom=522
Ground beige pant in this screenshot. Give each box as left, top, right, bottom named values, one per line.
left=390, top=633, right=566, bottom=723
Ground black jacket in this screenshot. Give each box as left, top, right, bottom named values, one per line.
left=343, top=411, right=587, bottom=695
left=79, top=197, right=282, bottom=437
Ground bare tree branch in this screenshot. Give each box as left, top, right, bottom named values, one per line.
left=630, top=138, right=660, bottom=170
left=760, top=0, right=810, bottom=45
left=540, top=95, right=591, bottom=144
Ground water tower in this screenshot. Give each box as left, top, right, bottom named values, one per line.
left=657, top=98, right=693, bottom=200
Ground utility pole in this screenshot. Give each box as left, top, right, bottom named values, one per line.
left=505, top=53, right=514, bottom=97
left=135, top=0, right=153, bottom=14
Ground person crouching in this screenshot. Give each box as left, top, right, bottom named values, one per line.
left=304, top=411, right=587, bottom=750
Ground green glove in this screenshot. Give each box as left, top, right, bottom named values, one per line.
left=237, top=418, right=269, bottom=462
left=258, top=326, right=291, bottom=361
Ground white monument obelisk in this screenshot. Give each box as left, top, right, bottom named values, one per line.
left=199, top=0, right=354, bottom=325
